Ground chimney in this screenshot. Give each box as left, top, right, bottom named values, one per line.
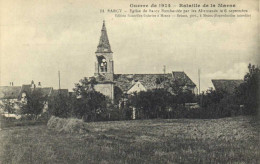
left=38, top=82, right=41, bottom=87
left=31, top=80, right=35, bottom=89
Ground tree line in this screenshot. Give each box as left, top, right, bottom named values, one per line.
left=48, top=63, right=259, bottom=121
left=1, top=63, right=259, bottom=121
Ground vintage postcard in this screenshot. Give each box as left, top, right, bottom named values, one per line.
left=0, top=0, right=259, bottom=163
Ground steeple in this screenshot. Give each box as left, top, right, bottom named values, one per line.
left=96, top=21, right=112, bottom=53
left=94, top=21, right=114, bottom=82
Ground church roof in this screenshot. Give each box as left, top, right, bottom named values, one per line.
left=114, top=74, right=170, bottom=91
left=212, top=79, right=243, bottom=94
left=114, top=72, right=196, bottom=92
left=96, top=21, right=112, bottom=53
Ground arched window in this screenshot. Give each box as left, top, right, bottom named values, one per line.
left=100, top=58, right=107, bottom=72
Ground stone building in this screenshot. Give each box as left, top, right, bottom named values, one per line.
left=91, top=21, right=197, bottom=102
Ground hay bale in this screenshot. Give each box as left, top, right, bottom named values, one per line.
left=60, top=118, right=89, bottom=133
left=47, top=116, right=58, bottom=129
left=47, top=116, right=89, bottom=134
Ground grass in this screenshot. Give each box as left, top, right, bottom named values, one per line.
left=0, top=116, right=259, bottom=163
left=0, top=116, right=46, bottom=129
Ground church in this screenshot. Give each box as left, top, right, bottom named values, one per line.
left=92, top=21, right=197, bottom=102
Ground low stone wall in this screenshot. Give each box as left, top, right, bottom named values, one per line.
left=47, top=116, right=89, bottom=133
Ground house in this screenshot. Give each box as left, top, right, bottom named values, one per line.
left=0, top=81, right=66, bottom=115
left=211, top=79, right=244, bottom=94
left=88, top=21, right=197, bottom=102
left=17, top=81, right=53, bottom=102
left=0, top=86, right=21, bottom=100
left=0, top=85, right=22, bottom=113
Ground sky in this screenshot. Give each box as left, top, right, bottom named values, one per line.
left=0, top=0, right=259, bottom=91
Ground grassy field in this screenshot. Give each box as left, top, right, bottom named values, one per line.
left=0, top=116, right=259, bottom=164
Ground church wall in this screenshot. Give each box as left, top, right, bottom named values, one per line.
left=94, top=83, right=114, bottom=101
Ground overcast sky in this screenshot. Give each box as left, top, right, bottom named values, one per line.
left=1, top=0, right=259, bottom=91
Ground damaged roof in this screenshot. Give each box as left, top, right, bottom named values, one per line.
left=114, top=72, right=196, bottom=92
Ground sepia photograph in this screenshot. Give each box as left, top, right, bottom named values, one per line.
left=0, top=0, right=259, bottom=163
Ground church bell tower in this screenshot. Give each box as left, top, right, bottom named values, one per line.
left=94, top=21, right=114, bottom=81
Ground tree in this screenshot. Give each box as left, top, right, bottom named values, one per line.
left=175, top=89, right=196, bottom=105
left=73, top=77, right=108, bottom=121
left=74, top=77, right=97, bottom=97
left=114, top=86, right=123, bottom=105
left=236, top=64, right=260, bottom=115
left=48, top=93, right=73, bottom=118
left=128, top=89, right=173, bottom=119
left=20, top=89, right=47, bottom=119
left=0, top=99, right=21, bottom=114
left=201, top=89, right=225, bottom=108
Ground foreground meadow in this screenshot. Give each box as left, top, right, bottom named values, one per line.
left=0, top=116, right=259, bottom=164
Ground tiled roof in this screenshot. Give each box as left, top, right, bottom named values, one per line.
left=35, top=87, right=53, bottom=97
left=114, top=72, right=196, bottom=92
left=172, top=72, right=196, bottom=86
left=0, top=84, right=58, bottom=99
left=18, top=85, right=54, bottom=99
left=212, top=79, right=243, bottom=94
left=18, top=85, right=31, bottom=99
left=114, top=74, right=170, bottom=91
left=0, top=86, right=21, bottom=99
left=51, top=89, right=69, bottom=97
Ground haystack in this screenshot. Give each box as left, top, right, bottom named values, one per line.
left=47, top=116, right=89, bottom=133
